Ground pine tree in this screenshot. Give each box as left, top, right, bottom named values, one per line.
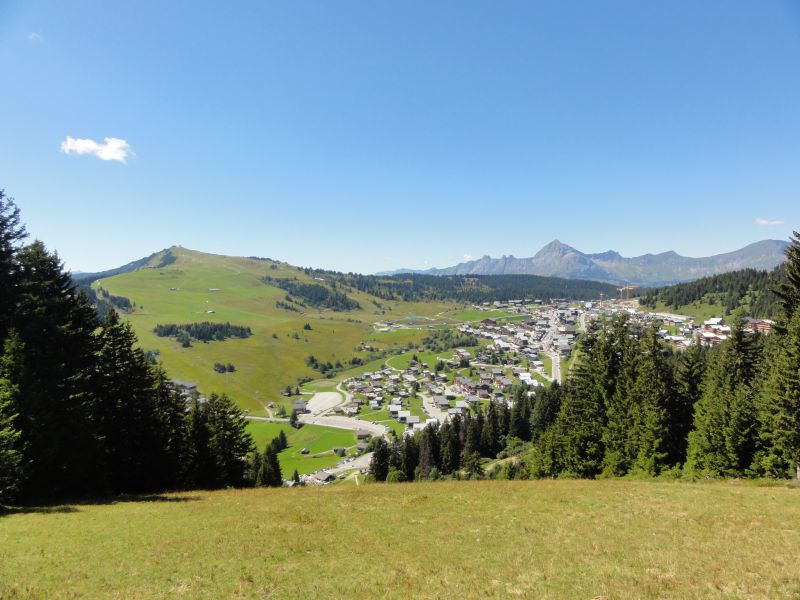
left=206, top=393, right=255, bottom=487
left=0, top=333, right=24, bottom=502
left=670, top=343, right=707, bottom=466
left=627, top=329, right=673, bottom=476
left=753, top=310, right=800, bottom=477
left=278, top=429, right=288, bottom=451
left=150, top=367, right=191, bottom=489
left=438, top=420, right=461, bottom=474
left=417, top=426, right=440, bottom=479
left=686, top=313, right=761, bottom=476
left=530, top=382, right=562, bottom=442
left=0, top=191, right=26, bottom=344
left=11, top=241, right=100, bottom=499
left=292, top=468, right=300, bottom=485
left=508, top=385, right=531, bottom=441
left=401, top=434, right=419, bottom=481
left=775, top=231, right=800, bottom=326
left=369, top=438, right=390, bottom=481
left=95, top=310, right=163, bottom=493
left=187, top=399, right=217, bottom=488
left=480, top=402, right=500, bottom=456
left=261, top=445, right=282, bottom=487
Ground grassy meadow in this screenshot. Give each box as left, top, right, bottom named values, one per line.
left=245, top=421, right=358, bottom=475
left=94, top=247, right=457, bottom=413
left=2, top=480, right=799, bottom=599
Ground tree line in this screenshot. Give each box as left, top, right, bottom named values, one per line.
left=369, top=384, right=564, bottom=481
left=154, top=322, right=253, bottom=345
left=263, top=276, right=360, bottom=311
left=295, top=269, right=619, bottom=304
left=638, top=267, right=783, bottom=317
left=0, top=191, right=257, bottom=503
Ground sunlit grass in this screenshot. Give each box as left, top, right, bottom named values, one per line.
left=2, top=480, right=799, bottom=599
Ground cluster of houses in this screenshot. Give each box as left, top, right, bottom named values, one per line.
left=582, top=298, right=776, bottom=349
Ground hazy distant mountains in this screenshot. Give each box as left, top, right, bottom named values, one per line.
left=378, top=239, right=789, bottom=287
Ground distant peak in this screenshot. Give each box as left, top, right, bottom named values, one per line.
left=534, top=239, right=578, bottom=258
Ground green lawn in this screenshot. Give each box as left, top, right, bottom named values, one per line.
left=2, top=480, right=799, bottom=598
left=246, top=421, right=356, bottom=475
left=357, top=408, right=405, bottom=436
left=539, top=353, right=552, bottom=378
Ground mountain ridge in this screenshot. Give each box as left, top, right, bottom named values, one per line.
left=377, top=239, right=789, bottom=286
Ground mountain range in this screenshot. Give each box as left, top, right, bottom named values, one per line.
left=377, top=239, right=789, bottom=287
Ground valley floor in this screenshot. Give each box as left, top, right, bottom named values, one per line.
left=2, top=480, right=799, bottom=599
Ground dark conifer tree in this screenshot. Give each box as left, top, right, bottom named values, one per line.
left=401, top=434, right=419, bottom=481
left=670, top=343, right=707, bottom=465
left=627, top=329, right=673, bottom=475
left=0, top=191, right=26, bottom=344
left=0, top=333, right=24, bottom=502
left=187, top=399, right=217, bottom=488
left=417, top=425, right=440, bottom=479
left=95, top=310, right=165, bottom=493
left=775, top=231, right=800, bottom=326
left=206, top=393, right=254, bottom=487
left=530, top=382, right=562, bottom=442
left=11, top=241, right=100, bottom=499
left=686, top=312, right=761, bottom=476
left=439, top=419, right=461, bottom=474
left=369, top=437, right=390, bottom=481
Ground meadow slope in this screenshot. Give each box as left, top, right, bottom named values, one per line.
left=2, top=480, right=799, bottom=599
left=94, top=247, right=453, bottom=413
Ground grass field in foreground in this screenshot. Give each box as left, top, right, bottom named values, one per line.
left=2, top=480, right=799, bottom=599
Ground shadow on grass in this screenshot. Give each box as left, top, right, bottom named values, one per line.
left=1, top=493, right=200, bottom=518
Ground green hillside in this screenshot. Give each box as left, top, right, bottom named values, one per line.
left=3, top=480, right=799, bottom=599
left=93, top=247, right=452, bottom=413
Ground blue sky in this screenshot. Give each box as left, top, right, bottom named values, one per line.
left=1, top=1, right=799, bottom=274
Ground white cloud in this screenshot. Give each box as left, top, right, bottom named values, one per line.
left=463, top=253, right=474, bottom=261
left=754, top=217, right=784, bottom=226
left=27, top=32, right=43, bottom=42
left=60, top=136, right=133, bottom=164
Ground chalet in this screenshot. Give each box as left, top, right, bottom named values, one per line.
left=434, top=395, right=450, bottom=410
left=293, top=400, right=308, bottom=413
left=397, top=410, right=412, bottom=423
left=481, top=318, right=497, bottom=326
left=356, top=430, right=372, bottom=441
left=406, top=415, right=421, bottom=425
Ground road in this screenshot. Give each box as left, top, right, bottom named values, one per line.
left=327, top=452, right=373, bottom=475
left=550, top=352, right=562, bottom=383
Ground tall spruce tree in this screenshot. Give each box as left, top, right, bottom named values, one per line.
left=753, top=309, right=800, bottom=478
left=417, top=425, right=440, bottom=479
left=0, top=191, right=26, bottom=344
left=627, top=329, right=673, bottom=476
left=11, top=241, right=100, bottom=499
left=670, top=343, right=707, bottom=466
left=95, top=310, right=164, bottom=493
left=775, top=231, right=800, bottom=326
left=0, top=333, right=24, bottom=502
left=686, top=313, right=761, bottom=476
left=206, top=393, right=254, bottom=487
left=369, top=437, right=390, bottom=481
